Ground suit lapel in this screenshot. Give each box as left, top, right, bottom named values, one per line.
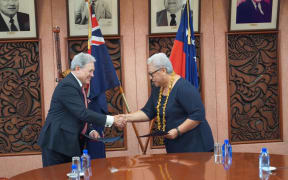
left=16, top=13, right=23, bottom=31
left=66, top=73, right=86, bottom=105
left=17, top=12, right=27, bottom=31
left=0, top=14, right=9, bottom=31
left=66, top=73, right=87, bottom=131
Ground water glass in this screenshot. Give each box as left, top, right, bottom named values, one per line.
left=72, top=156, right=81, bottom=173
left=214, top=143, right=222, bottom=164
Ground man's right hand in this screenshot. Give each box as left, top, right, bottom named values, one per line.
left=113, top=114, right=127, bottom=129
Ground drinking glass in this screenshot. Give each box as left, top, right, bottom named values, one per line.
left=214, top=143, right=222, bottom=164
left=72, top=156, right=81, bottom=173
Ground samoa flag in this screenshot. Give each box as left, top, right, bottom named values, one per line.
left=170, top=0, right=198, bottom=88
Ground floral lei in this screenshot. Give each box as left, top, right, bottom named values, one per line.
left=156, top=72, right=175, bottom=132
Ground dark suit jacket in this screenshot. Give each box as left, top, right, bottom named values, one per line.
left=236, top=0, right=272, bottom=24
left=0, top=12, right=30, bottom=32
left=37, top=73, right=107, bottom=157
left=156, top=9, right=168, bottom=26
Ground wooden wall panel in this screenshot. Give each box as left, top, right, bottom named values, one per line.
left=0, top=41, right=42, bottom=155
left=227, top=32, right=281, bottom=144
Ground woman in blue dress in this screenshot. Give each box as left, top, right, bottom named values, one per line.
left=126, top=53, right=214, bottom=153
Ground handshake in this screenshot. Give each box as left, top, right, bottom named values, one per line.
left=113, top=114, right=128, bottom=129
left=89, top=114, right=128, bottom=139
left=111, top=111, right=148, bottom=129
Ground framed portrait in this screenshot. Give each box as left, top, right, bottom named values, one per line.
left=0, top=0, right=37, bottom=39
left=149, top=0, right=199, bottom=34
left=67, top=0, right=119, bottom=37
left=230, top=0, right=279, bottom=31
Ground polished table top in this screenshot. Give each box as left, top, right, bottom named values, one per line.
left=9, top=152, right=288, bottom=180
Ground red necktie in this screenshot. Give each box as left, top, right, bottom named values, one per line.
left=81, top=87, right=88, bottom=134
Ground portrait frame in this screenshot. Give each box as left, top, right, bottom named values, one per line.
left=0, top=0, right=37, bottom=39
left=149, top=0, right=200, bottom=35
left=67, top=0, right=119, bottom=37
left=229, top=0, right=279, bottom=31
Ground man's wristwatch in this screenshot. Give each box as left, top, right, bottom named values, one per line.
left=176, top=127, right=181, bottom=137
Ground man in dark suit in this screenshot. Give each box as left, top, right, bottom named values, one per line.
left=236, top=0, right=272, bottom=24
left=75, top=0, right=112, bottom=25
left=0, top=0, right=30, bottom=32
left=156, top=0, right=183, bottom=26
left=37, top=53, right=126, bottom=167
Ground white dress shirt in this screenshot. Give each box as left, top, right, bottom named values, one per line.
left=251, top=0, right=264, bottom=15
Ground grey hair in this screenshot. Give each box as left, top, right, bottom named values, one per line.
left=147, top=53, right=173, bottom=74
left=70, top=52, right=96, bottom=70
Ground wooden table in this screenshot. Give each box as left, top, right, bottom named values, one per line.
left=9, top=152, right=288, bottom=180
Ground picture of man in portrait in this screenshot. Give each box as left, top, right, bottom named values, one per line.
left=0, top=0, right=30, bottom=32
left=75, top=0, right=112, bottom=25
left=236, top=0, right=272, bottom=24
left=156, top=0, right=184, bottom=26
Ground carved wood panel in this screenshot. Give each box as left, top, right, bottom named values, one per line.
left=148, top=35, right=201, bottom=148
left=227, top=32, right=281, bottom=144
left=0, top=41, right=42, bottom=155
left=68, top=38, right=125, bottom=150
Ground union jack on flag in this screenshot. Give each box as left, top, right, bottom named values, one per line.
left=88, top=1, right=105, bottom=50
left=87, top=0, right=120, bottom=103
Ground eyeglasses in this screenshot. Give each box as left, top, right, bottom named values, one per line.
left=148, top=68, right=161, bottom=77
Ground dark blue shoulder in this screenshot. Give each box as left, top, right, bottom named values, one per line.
left=176, top=77, right=194, bottom=88
left=175, top=78, right=199, bottom=94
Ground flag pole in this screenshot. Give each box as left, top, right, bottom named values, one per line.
left=143, top=118, right=156, bottom=154
left=86, top=0, right=92, bottom=54
left=186, top=0, right=191, bottom=45
left=84, top=0, right=92, bottom=93
left=119, top=86, right=145, bottom=153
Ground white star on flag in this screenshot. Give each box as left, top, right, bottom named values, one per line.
left=192, top=39, right=195, bottom=46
